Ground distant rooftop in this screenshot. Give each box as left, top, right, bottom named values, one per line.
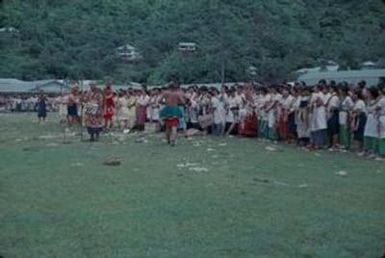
left=298, top=69, right=385, bottom=86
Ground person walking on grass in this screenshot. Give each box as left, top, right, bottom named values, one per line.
left=159, top=84, right=185, bottom=146
left=37, top=92, right=47, bottom=124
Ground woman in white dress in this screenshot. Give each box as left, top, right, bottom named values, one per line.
left=295, top=87, right=311, bottom=146
left=363, top=87, right=380, bottom=157
left=116, top=91, right=130, bottom=130
left=266, top=86, right=281, bottom=141
left=310, top=85, right=327, bottom=149
left=148, top=88, right=161, bottom=132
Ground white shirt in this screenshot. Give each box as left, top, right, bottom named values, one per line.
left=341, top=96, right=354, bottom=111
left=353, top=100, right=365, bottom=113
left=137, top=95, right=149, bottom=106
left=211, top=97, right=225, bottom=124
left=280, top=95, right=294, bottom=110
left=228, top=95, right=243, bottom=109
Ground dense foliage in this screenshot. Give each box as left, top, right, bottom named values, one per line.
left=1, top=0, right=385, bottom=84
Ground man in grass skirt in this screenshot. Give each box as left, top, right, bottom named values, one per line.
left=160, top=84, right=185, bottom=146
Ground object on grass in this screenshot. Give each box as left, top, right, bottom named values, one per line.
left=46, top=143, right=59, bottom=147
left=189, top=167, right=209, bottom=172
left=298, top=184, right=309, bottom=188
left=253, top=177, right=271, bottom=183
left=103, top=157, right=122, bottom=166
left=135, top=138, right=148, bottom=143
left=71, top=162, right=84, bottom=167
left=186, top=128, right=201, bottom=136
left=218, top=142, right=227, bottom=147
left=336, top=171, right=348, bottom=177
left=177, top=162, right=198, bottom=168
left=273, top=180, right=289, bottom=186
left=265, top=146, right=277, bottom=152
left=39, top=135, right=58, bottom=140
left=207, top=148, right=214, bottom=152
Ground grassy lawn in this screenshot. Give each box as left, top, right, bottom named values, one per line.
left=0, top=113, right=384, bottom=258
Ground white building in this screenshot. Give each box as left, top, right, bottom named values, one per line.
left=296, top=60, right=339, bottom=75
left=178, top=42, right=197, bottom=52
left=116, top=44, right=142, bottom=61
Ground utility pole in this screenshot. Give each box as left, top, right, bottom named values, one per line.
left=221, top=52, right=226, bottom=84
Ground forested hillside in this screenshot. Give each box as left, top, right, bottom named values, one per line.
left=1, top=0, right=385, bottom=84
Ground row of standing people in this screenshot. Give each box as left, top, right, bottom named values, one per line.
left=197, top=82, right=385, bottom=159
left=54, top=81, right=385, bottom=159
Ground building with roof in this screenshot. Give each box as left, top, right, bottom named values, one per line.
left=0, top=79, right=69, bottom=94
left=116, top=44, right=142, bottom=61
left=178, top=42, right=197, bottom=52
left=0, top=79, right=35, bottom=93
left=296, top=61, right=339, bottom=75
left=79, top=81, right=143, bottom=91
left=31, top=80, right=69, bottom=94
left=298, top=69, right=385, bottom=86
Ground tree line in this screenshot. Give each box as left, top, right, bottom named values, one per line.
left=1, top=0, right=384, bottom=84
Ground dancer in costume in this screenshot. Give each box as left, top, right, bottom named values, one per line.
left=159, top=84, right=185, bottom=146
left=103, top=84, right=115, bottom=131
left=67, top=86, right=80, bottom=127
left=84, top=83, right=104, bottom=142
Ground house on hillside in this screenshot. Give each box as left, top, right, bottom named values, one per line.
left=178, top=42, right=197, bottom=52
left=0, top=27, right=19, bottom=33
left=116, top=44, right=142, bottom=61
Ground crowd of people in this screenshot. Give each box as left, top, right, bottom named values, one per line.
left=4, top=79, right=385, bottom=160
left=0, top=95, right=58, bottom=112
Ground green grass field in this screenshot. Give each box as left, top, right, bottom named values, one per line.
left=0, top=113, right=384, bottom=258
